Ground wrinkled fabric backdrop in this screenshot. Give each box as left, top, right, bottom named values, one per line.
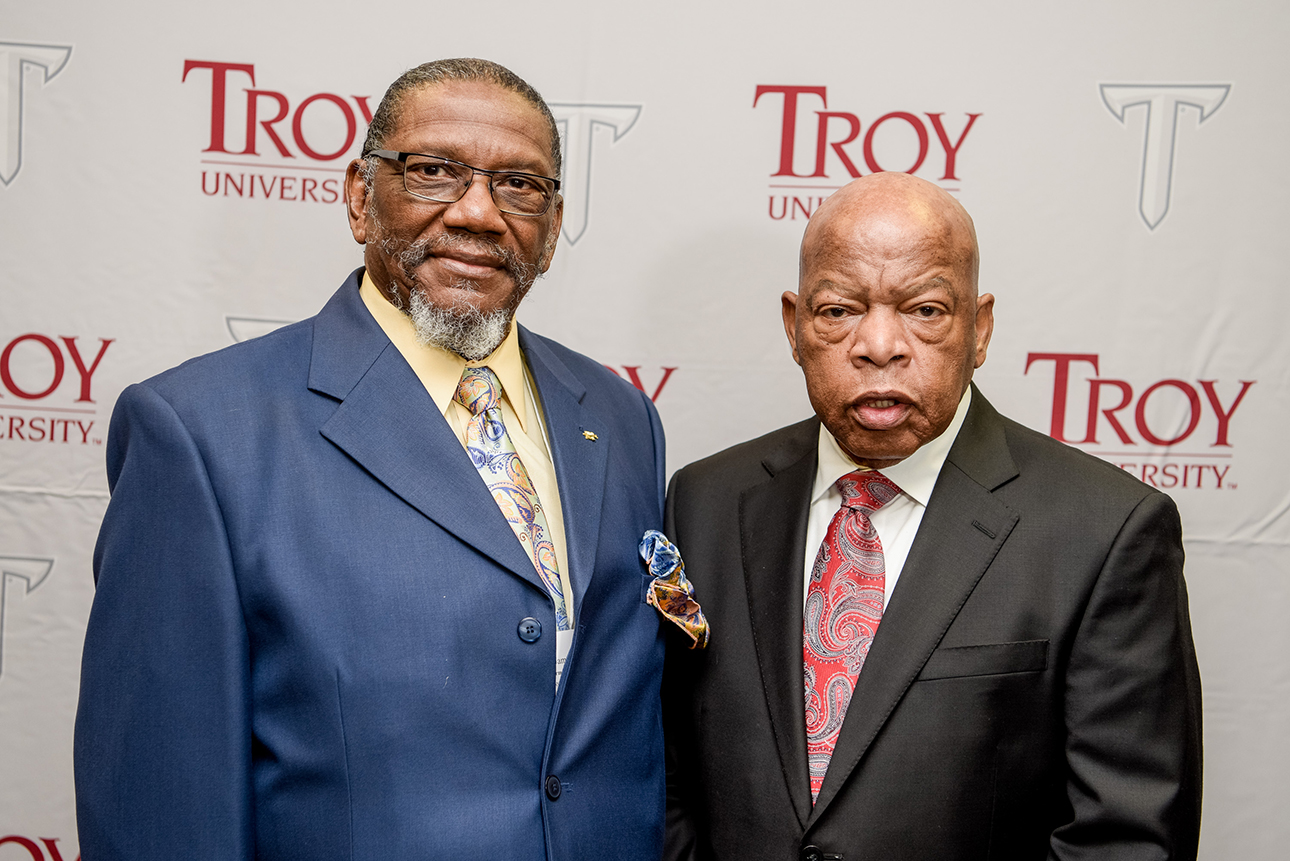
left=1, top=2, right=1285, bottom=857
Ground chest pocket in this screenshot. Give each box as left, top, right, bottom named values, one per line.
left=917, top=639, right=1048, bottom=681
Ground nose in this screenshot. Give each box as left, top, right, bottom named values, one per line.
left=851, top=307, right=908, bottom=367
left=441, top=173, right=508, bottom=234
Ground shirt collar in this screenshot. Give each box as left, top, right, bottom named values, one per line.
left=359, top=272, right=530, bottom=432
left=812, top=386, right=973, bottom=507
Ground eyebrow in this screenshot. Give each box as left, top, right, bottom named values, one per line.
left=913, top=275, right=952, bottom=292
left=410, top=148, right=554, bottom=178
left=893, top=276, right=955, bottom=301
left=806, top=274, right=959, bottom=305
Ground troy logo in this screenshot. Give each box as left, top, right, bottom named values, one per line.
left=0, top=41, right=72, bottom=186
left=1100, top=83, right=1230, bottom=230
left=182, top=60, right=373, bottom=161
left=0, top=557, right=53, bottom=681
left=549, top=103, right=641, bottom=246
left=0, top=334, right=112, bottom=403
left=0, top=335, right=108, bottom=445
left=754, top=85, right=980, bottom=182
left=1026, top=353, right=1252, bottom=448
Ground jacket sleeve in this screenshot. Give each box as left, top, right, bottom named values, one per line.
left=1052, top=490, right=1203, bottom=860
left=74, top=383, right=253, bottom=860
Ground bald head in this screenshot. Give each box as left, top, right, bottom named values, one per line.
left=782, top=172, right=994, bottom=468
left=801, top=172, right=979, bottom=294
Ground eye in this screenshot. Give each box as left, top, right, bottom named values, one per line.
left=913, top=305, right=941, bottom=318
left=498, top=174, right=542, bottom=192
left=407, top=162, right=445, bottom=179
left=821, top=306, right=849, bottom=319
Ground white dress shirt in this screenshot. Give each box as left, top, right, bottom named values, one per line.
left=802, top=387, right=972, bottom=611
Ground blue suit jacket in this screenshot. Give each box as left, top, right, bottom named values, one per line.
left=75, top=270, right=668, bottom=860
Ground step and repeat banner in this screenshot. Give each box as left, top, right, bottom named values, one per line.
left=1, top=1, right=1286, bottom=857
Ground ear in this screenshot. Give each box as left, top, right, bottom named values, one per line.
left=538, top=195, right=564, bottom=272
left=973, top=292, right=995, bottom=369
left=344, top=158, right=371, bottom=245
left=782, top=291, right=802, bottom=365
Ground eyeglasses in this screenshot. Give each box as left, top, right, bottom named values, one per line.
left=367, top=150, right=560, bottom=216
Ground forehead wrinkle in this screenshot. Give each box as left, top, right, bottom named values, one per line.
left=817, top=227, right=976, bottom=307
left=406, top=138, right=553, bottom=176
left=393, top=86, right=556, bottom=175
left=396, top=123, right=552, bottom=173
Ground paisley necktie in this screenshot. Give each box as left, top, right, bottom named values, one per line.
left=803, top=469, right=901, bottom=803
left=454, top=366, right=570, bottom=632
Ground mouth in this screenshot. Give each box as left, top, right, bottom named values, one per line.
left=432, top=248, right=506, bottom=280
left=374, top=224, right=542, bottom=311
left=390, top=233, right=513, bottom=281
left=851, top=393, right=912, bottom=430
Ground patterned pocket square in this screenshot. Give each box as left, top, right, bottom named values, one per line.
left=639, top=529, right=709, bottom=649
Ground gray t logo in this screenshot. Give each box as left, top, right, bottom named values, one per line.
left=0, top=42, right=72, bottom=186
left=1101, top=83, right=1230, bottom=230
left=0, top=556, right=53, bottom=680
left=550, top=103, right=642, bottom=246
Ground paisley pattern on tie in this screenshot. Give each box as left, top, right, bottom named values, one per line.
left=639, top=530, right=709, bottom=649
left=804, top=469, right=900, bottom=802
left=455, top=366, right=570, bottom=631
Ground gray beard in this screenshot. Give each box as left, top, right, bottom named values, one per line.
left=405, top=285, right=512, bottom=361
left=369, top=213, right=541, bottom=361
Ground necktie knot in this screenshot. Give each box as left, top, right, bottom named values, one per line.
left=836, top=469, right=901, bottom=515
left=455, top=366, right=501, bottom=416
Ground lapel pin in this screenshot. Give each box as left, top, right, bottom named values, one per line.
left=582, top=430, right=598, bottom=441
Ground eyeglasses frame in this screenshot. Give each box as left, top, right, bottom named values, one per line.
left=365, top=149, right=561, bottom=217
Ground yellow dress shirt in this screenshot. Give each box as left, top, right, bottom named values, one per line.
left=359, top=274, right=574, bottom=627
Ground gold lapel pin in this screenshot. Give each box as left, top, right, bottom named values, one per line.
left=582, top=430, right=598, bottom=441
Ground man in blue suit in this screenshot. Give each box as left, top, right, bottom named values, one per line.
left=75, top=59, right=669, bottom=860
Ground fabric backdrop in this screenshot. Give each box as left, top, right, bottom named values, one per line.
left=1, top=1, right=1285, bottom=857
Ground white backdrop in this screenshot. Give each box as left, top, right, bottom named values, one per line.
left=1, top=1, right=1286, bottom=857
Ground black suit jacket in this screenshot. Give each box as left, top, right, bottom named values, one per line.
left=663, top=387, right=1201, bottom=861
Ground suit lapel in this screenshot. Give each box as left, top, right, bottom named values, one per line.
left=308, top=275, right=540, bottom=591
left=808, top=388, right=1021, bottom=821
left=739, top=419, right=820, bottom=828
left=518, top=328, right=607, bottom=617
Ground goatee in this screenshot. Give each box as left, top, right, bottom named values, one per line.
left=376, top=229, right=541, bottom=361
left=405, top=286, right=512, bottom=362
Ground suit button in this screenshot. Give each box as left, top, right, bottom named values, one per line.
left=545, top=774, right=562, bottom=800
left=517, top=617, right=542, bottom=643
left=800, top=846, right=824, bottom=861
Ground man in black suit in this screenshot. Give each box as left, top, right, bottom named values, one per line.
left=663, top=172, right=1202, bottom=860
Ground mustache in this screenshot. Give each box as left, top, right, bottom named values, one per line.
left=384, top=232, right=533, bottom=282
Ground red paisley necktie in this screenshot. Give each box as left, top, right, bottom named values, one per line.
left=803, top=469, right=901, bottom=803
